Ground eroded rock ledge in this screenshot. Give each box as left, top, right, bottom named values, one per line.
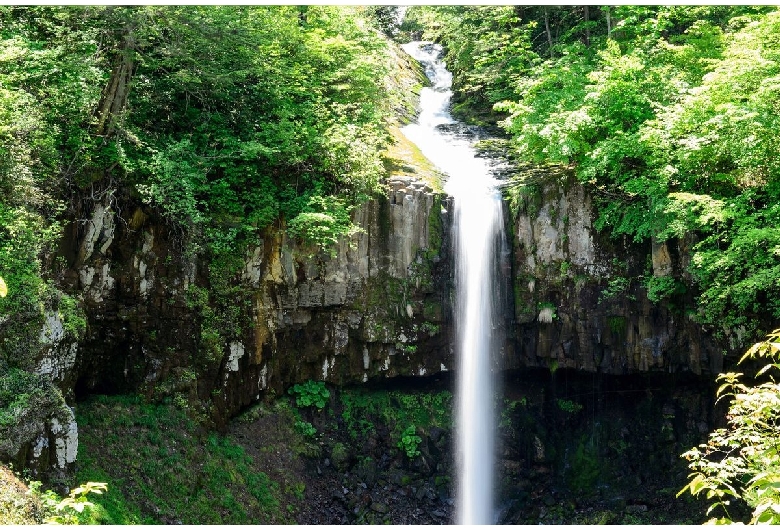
left=503, top=167, right=723, bottom=376
left=15, top=165, right=726, bottom=475
left=61, top=175, right=452, bottom=426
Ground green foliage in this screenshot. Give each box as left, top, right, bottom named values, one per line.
left=0, top=5, right=399, bottom=385
left=1, top=468, right=109, bottom=525
left=499, top=397, right=527, bottom=429
left=288, top=380, right=330, bottom=411
left=413, top=6, right=780, bottom=343
left=645, top=275, right=686, bottom=303
left=556, top=399, right=583, bottom=414
left=538, top=301, right=557, bottom=321
left=418, top=322, right=440, bottom=336
left=113, top=6, right=391, bottom=257
left=0, top=369, right=48, bottom=427
left=75, top=394, right=284, bottom=524
left=42, top=481, right=108, bottom=525
left=567, top=436, right=601, bottom=495
left=293, top=420, right=317, bottom=439
left=287, top=195, right=362, bottom=255
left=607, top=316, right=627, bottom=335
left=339, top=388, right=452, bottom=454
left=397, top=425, right=422, bottom=459
left=679, top=329, right=780, bottom=524
left=599, top=276, right=631, bottom=303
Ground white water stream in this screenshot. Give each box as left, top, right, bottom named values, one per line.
left=401, top=41, right=504, bottom=525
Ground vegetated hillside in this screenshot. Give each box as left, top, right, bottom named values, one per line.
left=2, top=5, right=778, bottom=526
left=0, top=5, right=407, bottom=381
left=405, top=6, right=780, bottom=347
left=0, top=2, right=428, bottom=513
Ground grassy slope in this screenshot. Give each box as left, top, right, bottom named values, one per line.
left=0, top=464, right=44, bottom=524
left=73, top=395, right=289, bottom=525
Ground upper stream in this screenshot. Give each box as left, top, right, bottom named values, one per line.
left=401, top=41, right=506, bottom=525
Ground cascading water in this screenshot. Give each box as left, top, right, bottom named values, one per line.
left=401, top=41, right=506, bottom=525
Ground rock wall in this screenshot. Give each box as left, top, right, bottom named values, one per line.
left=504, top=168, right=723, bottom=376
left=12, top=163, right=729, bottom=476
left=59, top=176, right=453, bottom=426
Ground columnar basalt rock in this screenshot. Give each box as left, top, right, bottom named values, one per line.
left=68, top=176, right=452, bottom=425
left=10, top=165, right=727, bottom=476
left=506, top=169, right=722, bottom=376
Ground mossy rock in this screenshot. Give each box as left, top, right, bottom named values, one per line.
left=330, top=442, right=351, bottom=472
left=0, top=368, right=72, bottom=469
left=0, top=464, right=44, bottom=524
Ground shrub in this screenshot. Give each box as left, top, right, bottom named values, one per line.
left=398, top=425, right=422, bottom=459
left=288, top=381, right=330, bottom=411
left=679, top=329, right=780, bottom=524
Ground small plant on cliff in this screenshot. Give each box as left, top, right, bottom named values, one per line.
left=288, top=381, right=330, bottom=411
left=398, top=425, right=422, bottom=459
left=645, top=275, right=685, bottom=303
left=37, top=481, right=108, bottom=524
left=294, top=420, right=317, bottom=439
left=287, top=196, right=363, bottom=257
left=557, top=399, right=583, bottom=414
left=599, top=276, right=632, bottom=303
left=679, top=329, right=780, bottom=524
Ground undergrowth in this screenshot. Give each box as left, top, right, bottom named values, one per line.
left=74, top=394, right=286, bottom=524
left=338, top=386, right=452, bottom=453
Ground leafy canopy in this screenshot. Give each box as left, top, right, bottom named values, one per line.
left=410, top=6, right=780, bottom=341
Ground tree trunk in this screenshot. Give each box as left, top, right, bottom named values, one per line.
left=544, top=7, right=554, bottom=58
left=95, top=31, right=135, bottom=138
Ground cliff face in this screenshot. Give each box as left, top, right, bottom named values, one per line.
left=504, top=168, right=723, bottom=376
left=14, top=165, right=725, bottom=476
left=60, top=176, right=452, bottom=425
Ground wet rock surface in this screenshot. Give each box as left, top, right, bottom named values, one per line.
left=228, top=382, right=457, bottom=525
left=223, top=368, right=719, bottom=525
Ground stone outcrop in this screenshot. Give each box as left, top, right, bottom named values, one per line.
left=0, top=299, right=82, bottom=476
left=504, top=168, right=723, bottom=376
left=8, top=162, right=728, bottom=475
left=65, top=176, right=452, bottom=425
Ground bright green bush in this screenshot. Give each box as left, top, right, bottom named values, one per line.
left=288, top=381, right=330, bottom=411
left=679, top=329, right=780, bottom=524
left=413, top=6, right=780, bottom=344
left=397, top=425, right=422, bottom=459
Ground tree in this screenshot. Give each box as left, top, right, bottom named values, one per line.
left=679, top=329, right=780, bottom=524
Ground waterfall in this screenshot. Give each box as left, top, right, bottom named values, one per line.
left=401, top=41, right=505, bottom=525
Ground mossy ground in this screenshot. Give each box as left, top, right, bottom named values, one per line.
left=382, top=123, right=445, bottom=193
left=66, top=386, right=457, bottom=525
left=72, top=395, right=289, bottom=524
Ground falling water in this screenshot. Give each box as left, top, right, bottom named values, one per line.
left=401, top=41, right=505, bottom=525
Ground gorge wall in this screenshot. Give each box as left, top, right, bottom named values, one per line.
left=504, top=167, right=725, bottom=377
left=11, top=164, right=725, bottom=477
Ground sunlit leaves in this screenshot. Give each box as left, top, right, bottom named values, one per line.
left=287, top=195, right=363, bottom=256
left=680, top=331, right=780, bottom=524
left=450, top=6, right=780, bottom=337
left=109, top=6, right=394, bottom=255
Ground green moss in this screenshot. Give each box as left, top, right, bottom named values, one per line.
left=566, top=435, right=602, bottom=496
left=513, top=275, right=537, bottom=322
left=425, top=195, right=444, bottom=259
left=422, top=301, right=443, bottom=322
left=607, top=316, right=627, bottom=335
left=75, top=395, right=286, bottom=524
left=339, top=388, right=453, bottom=453
left=0, top=370, right=68, bottom=463
left=382, top=125, right=445, bottom=193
